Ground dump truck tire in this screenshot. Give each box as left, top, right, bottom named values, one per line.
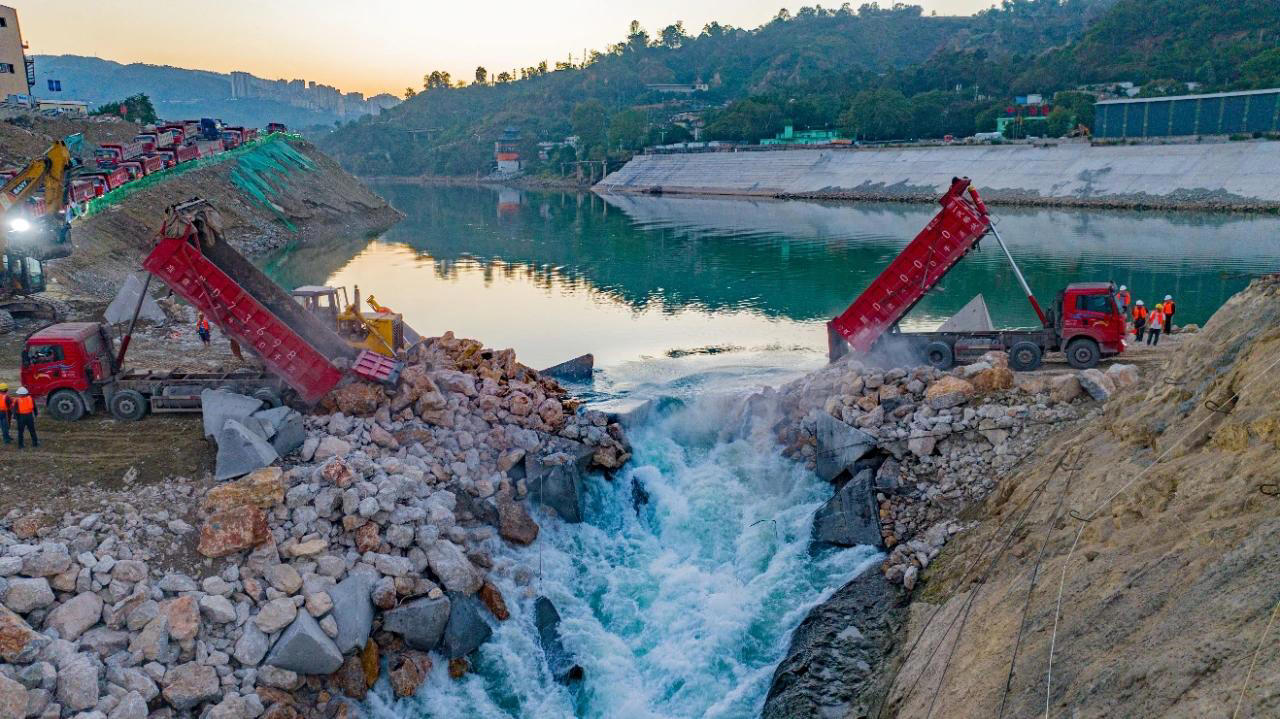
left=923, top=341, right=954, bottom=370
left=47, top=389, right=86, bottom=421
left=1066, top=338, right=1100, bottom=369
left=109, top=390, right=148, bottom=421
left=1008, top=341, right=1043, bottom=372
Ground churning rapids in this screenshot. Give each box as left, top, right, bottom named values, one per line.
left=362, top=354, right=879, bottom=718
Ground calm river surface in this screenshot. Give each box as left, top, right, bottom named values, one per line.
left=263, top=186, right=1280, bottom=719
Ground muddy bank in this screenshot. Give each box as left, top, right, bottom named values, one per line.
left=596, top=141, right=1280, bottom=212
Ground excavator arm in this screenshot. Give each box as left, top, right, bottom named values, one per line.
left=0, top=140, right=74, bottom=216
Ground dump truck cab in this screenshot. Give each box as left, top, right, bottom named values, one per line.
left=1054, top=282, right=1127, bottom=367
left=22, top=322, right=116, bottom=418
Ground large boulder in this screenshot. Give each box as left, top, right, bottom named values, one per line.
left=45, top=592, right=103, bottom=641
left=329, top=382, right=384, bottom=416
left=971, top=366, right=1014, bottom=393
left=328, top=574, right=374, bottom=654
left=925, top=376, right=975, bottom=410
left=1077, top=369, right=1115, bottom=402
left=161, top=662, right=220, bottom=710
left=1050, top=375, right=1083, bottom=403
left=198, top=507, right=270, bottom=558
left=1106, top=363, right=1139, bottom=388
left=496, top=486, right=539, bottom=545
left=811, top=470, right=882, bottom=550
left=440, top=593, right=492, bottom=659
left=201, top=389, right=263, bottom=438
left=0, top=674, right=28, bottom=719
left=56, top=653, right=100, bottom=711
left=382, top=596, right=450, bottom=651
left=263, top=611, right=344, bottom=675
left=425, top=541, right=483, bottom=595
left=0, top=607, right=46, bottom=662
left=214, top=419, right=280, bottom=481
left=814, top=413, right=876, bottom=483
left=202, top=467, right=285, bottom=513
left=388, top=651, right=431, bottom=698
left=4, top=577, right=54, bottom=613
left=526, top=447, right=593, bottom=524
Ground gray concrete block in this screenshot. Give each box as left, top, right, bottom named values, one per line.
left=440, top=592, right=491, bottom=659
left=811, top=469, right=882, bottom=549
left=263, top=610, right=343, bottom=675
left=328, top=574, right=373, bottom=655
left=201, top=389, right=262, bottom=439
left=214, top=420, right=279, bottom=481
left=540, top=354, right=593, bottom=383
left=936, top=294, right=994, bottom=333
left=814, top=413, right=876, bottom=483
left=104, top=273, right=166, bottom=325
left=383, top=596, right=450, bottom=651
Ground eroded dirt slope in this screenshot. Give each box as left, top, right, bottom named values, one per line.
left=880, top=275, right=1280, bottom=718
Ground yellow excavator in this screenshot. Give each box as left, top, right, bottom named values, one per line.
left=291, top=284, right=406, bottom=357
left=0, top=138, right=79, bottom=331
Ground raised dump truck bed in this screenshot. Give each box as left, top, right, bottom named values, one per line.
left=141, top=200, right=353, bottom=403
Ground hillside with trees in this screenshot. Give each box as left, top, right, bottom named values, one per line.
left=320, top=0, right=1280, bottom=178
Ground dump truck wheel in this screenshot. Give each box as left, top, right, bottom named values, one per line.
left=1066, top=338, right=1100, bottom=369
left=1008, top=341, right=1043, bottom=372
left=923, top=341, right=954, bottom=370
left=253, top=388, right=282, bottom=408
left=47, top=389, right=86, bottom=421
left=109, top=390, right=148, bottom=421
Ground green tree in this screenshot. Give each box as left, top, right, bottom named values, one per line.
left=475, top=66, right=488, bottom=85
left=659, top=22, right=688, bottom=48
left=571, top=99, right=609, bottom=153
left=91, top=93, right=157, bottom=124
left=423, top=70, right=452, bottom=90
left=608, top=108, right=649, bottom=150
left=839, top=89, right=911, bottom=140
left=1044, top=107, right=1072, bottom=137
left=705, top=98, right=785, bottom=142
left=403, top=87, right=417, bottom=100
left=1241, top=48, right=1280, bottom=88
left=626, top=20, right=650, bottom=50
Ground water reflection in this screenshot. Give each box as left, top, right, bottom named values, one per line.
left=260, top=184, right=1280, bottom=369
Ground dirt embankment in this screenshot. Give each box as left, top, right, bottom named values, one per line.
left=50, top=139, right=402, bottom=307
left=0, top=112, right=142, bottom=167
left=875, top=275, right=1280, bottom=718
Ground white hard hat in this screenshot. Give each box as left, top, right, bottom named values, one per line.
left=1164, top=295, right=1172, bottom=300
left=1136, top=300, right=1144, bottom=305
left=1119, top=285, right=1127, bottom=291
left=16, top=387, right=28, bottom=396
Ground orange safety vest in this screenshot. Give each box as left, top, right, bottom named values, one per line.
left=15, top=396, right=34, bottom=415
left=1148, top=310, right=1165, bottom=330
left=197, top=318, right=210, bottom=332
left=1133, top=305, right=1148, bottom=320
left=1162, top=300, right=1174, bottom=315
left=0, top=394, right=8, bottom=412
left=1117, top=290, right=1130, bottom=306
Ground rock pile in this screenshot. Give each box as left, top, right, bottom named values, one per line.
left=769, top=352, right=1140, bottom=588
left=0, top=332, right=628, bottom=718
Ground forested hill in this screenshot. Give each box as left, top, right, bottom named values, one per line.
left=320, top=0, right=1280, bottom=178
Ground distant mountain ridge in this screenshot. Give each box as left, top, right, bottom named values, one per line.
left=32, top=55, right=397, bottom=129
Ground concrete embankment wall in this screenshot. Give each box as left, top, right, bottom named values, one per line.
left=596, top=141, right=1280, bottom=210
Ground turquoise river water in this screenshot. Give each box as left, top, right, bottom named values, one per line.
left=262, top=185, right=1280, bottom=718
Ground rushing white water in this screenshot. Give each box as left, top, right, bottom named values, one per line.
left=366, top=354, right=881, bottom=719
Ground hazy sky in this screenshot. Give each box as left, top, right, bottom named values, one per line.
left=9, top=0, right=994, bottom=97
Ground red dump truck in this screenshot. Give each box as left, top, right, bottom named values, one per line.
left=23, top=199, right=395, bottom=421
left=94, top=141, right=146, bottom=169
left=828, top=177, right=1126, bottom=371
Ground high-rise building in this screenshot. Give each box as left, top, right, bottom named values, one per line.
left=0, top=5, right=34, bottom=99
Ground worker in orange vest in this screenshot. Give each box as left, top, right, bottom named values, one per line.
left=0, top=383, right=11, bottom=445
left=1116, top=285, right=1131, bottom=315
left=1146, top=305, right=1166, bottom=346
left=1132, top=300, right=1148, bottom=342
left=13, top=387, right=37, bottom=449
left=196, top=313, right=212, bottom=347
left=1161, top=295, right=1176, bottom=333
